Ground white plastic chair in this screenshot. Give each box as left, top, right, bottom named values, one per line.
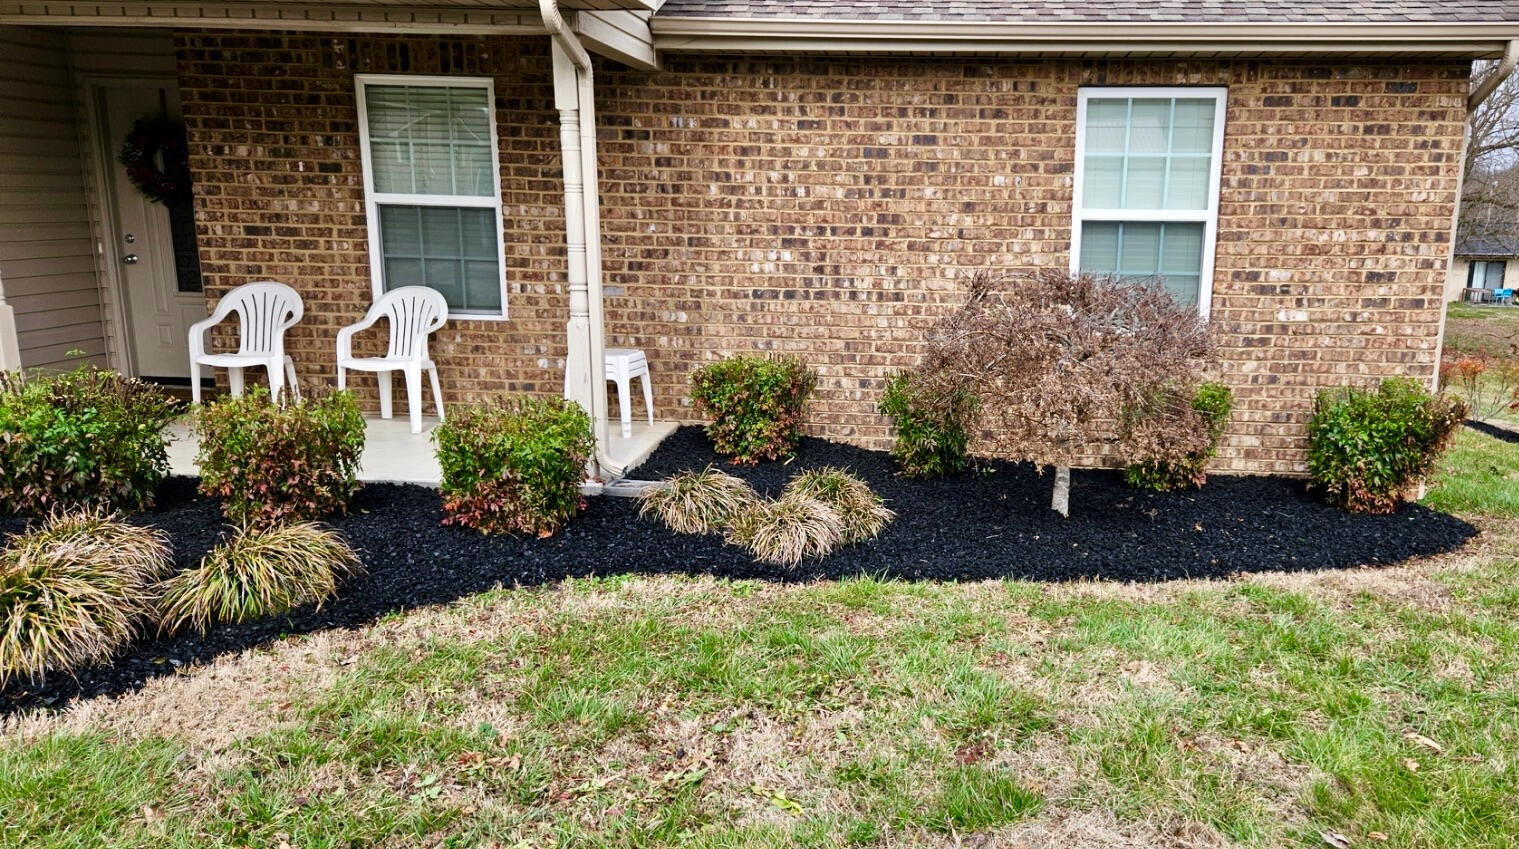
left=568, top=348, right=655, bottom=439
left=337, top=286, right=448, bottom=434
left=188, top=281, right=304, bottom=404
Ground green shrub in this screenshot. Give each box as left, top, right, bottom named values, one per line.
left=726, top=495, right=844, bottom=567
left=0, top=366, right=178, bottom=515
left=878, top=372, right=977, bottom=479
left=157, top=522, right=361, bottom=634
left=690, top=355, right=817, bottom=463
left=434, top=396, right=594, bottom=536
left=783, top=467, right=895, bottom=543
left=1124, top=381, right=1234, bottom=491
left=195, top=388, right=365, bottom=526
left=0, top=512, right=170, bottom=684
left=639, top=466, right=760, bottom=535
left=1307, top=378, right=1467, bottom=513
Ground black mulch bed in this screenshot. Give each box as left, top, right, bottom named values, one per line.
left=0, top=425, right=1476, bottom=713
left=1466, top=419, right=1519, bottom=445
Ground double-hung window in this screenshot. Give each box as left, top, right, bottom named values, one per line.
left=357, top=75, right=507, bottom=318
left=1071, top=87, right=1227, bottom=313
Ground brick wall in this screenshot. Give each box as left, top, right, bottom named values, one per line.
left=176, top=32, right=1469, bottom=475
left=176, top=32, right=571, bottom=408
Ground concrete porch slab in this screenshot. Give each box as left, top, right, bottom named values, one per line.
left=166, top=416, right=679, bottom=488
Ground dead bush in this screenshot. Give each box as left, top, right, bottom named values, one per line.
left=916, top=269, right=1218, bottom=515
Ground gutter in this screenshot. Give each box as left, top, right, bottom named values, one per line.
left=542, top=0, right=622, bottom=479
left=1470, top=39, right=1519, bottom=108
left=652, top=17, right=1519, bottom=57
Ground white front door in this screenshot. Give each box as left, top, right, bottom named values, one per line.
left=100, top=82, right=203, bottom=380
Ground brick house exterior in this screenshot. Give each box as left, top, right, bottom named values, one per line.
left=178, top=32, right=1467, bottom=475
left=0, top=1, right=1514, bottom=479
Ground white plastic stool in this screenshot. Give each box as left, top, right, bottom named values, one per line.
left=605, top=348, right=653, bottom=438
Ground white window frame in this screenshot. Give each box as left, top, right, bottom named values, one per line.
left=356, top=73, right=509, bottom=320
left=1070, top=86, right=1228, bottom=316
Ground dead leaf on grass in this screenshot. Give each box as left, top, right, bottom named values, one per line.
left=1404, top=732, right=1443, bottom=752
left=956, top=739, right=992, bottom=765
left=1321, top=830, right=1352, bottom=848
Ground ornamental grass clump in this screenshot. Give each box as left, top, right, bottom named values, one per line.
left=1123, top=381, right=1234, bottom=492
left=638, top=466, right=760, bottom=535
left=878, top=371, right=977, bottom=479
left=195, top=388, right=365, bottom=526
left=0, top=365, right=178, bottom=515
left=434, top=396, right=595, bottom=536
left=690, top=355, right=818, bottom=463
left=1307, top=377, right=1466, bottom=514
left=783, top=467, right=895, bottom=543
left=726, top=495, right=844, bottom=568
left=156, top=521, right=361, bottom=634
left=0, top=512, right=171, bottom=684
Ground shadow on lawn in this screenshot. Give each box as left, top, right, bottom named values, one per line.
left=1466, top=419, right=1519, bottom=445
left=0, top=426, right=1477, bottom=713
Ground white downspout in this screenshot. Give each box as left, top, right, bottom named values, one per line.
left=542, top=0, right=619, bottom=478
left=1469, top=40, right=1519, bottom=109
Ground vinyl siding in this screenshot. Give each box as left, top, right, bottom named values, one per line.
left=0, top=25, right=105, bottom=370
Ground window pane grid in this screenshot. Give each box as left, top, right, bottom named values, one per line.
left=365, top=84, right=494, bottom=198
left=377, top=204, right=501, bottom=314
left=1078, top=222, right=1207, bottom=307
left=1083, top=96, right=1215, bottom=212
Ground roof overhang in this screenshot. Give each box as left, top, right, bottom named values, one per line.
left=651, top=18, right=1519, bottom=59
left=0, top=0, right=658, bottom=35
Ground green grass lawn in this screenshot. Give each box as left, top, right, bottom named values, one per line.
left=5, top=433, right=1519, bottom=848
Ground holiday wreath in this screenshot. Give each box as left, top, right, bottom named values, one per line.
left=118, top=115, right=193, bottom=205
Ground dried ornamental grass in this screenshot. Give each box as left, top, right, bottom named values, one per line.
left=639, top=466, right=761, bottom=535
left=783, top=467, right=895, bottom=543
left=0, top=512, right=171, bottom=684
left=157, top=522, right=362, bottom=634
left=726, top=495, right=844, bottom=567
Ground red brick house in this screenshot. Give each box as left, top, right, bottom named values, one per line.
left=0, top=1, right=1515, bottom=477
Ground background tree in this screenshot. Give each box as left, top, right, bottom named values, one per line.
left=916, top=270, right=1217, bottom=516
left=1460, top=60, right=1519, bottom=250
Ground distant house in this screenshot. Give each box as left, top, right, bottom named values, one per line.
left=1447, top=233, right=1519, bottom=302
left=1, top=1, right=1517, bottom=476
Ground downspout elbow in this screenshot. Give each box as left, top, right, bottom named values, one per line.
left=540, top=0, right=592, bottom=71
left=1470, top=40, right=1519, bottom=109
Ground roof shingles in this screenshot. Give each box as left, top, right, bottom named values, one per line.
left=653, top=0, right=1519, bottom=23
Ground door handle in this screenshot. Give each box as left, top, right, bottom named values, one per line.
left=122, top=254, right=139, bottom=265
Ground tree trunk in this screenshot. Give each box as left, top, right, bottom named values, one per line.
left=1051, top=465, right=1070, bottom=517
